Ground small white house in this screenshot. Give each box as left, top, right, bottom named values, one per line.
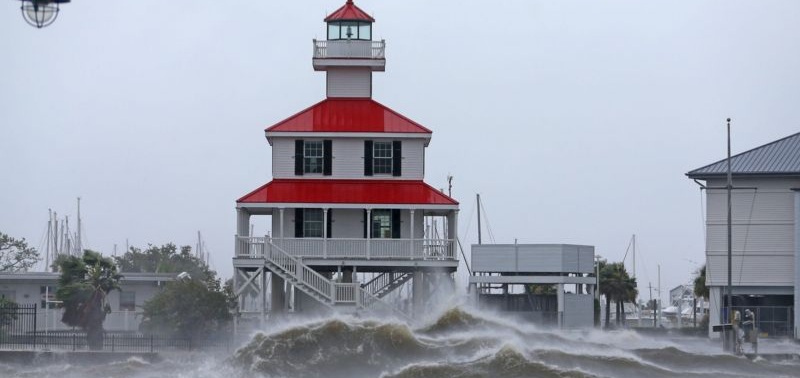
left=687, top=132, right=800, bottom=339
left=0, top=271, right=174, bottom=332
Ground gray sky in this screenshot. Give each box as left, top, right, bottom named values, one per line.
left=1, top=1, right=798, bottom=300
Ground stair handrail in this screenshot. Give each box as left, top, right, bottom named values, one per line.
left=357, top=286, right=412, bottom=321
left=267, top=241, right=333, bottom=302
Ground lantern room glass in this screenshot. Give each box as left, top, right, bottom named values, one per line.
left=327, top=21, right=372, bottom=41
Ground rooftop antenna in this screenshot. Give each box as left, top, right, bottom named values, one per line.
left=447, top=175, right=453, bottom=197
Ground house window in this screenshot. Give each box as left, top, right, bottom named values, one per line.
left=303, top=209, right=324, bottom=238
left=120, top=291, right=136, bottom=311
left=373, top=141, right=393, bottom=174
left=371, top=210, right=392, bottom=238
left=40, top=285, right=56, bottom=309
left=304, top=141, right=324, bottom=174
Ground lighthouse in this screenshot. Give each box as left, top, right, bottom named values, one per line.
left=232, top=1, right=459, bottom=322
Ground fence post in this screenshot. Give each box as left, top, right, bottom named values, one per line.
left=112, top=334, right=115, bottom=352
left=72, top=333, right=76, bottom=351
left=150, top=335, right=154, bottom=353
left=32, top=304, right=37, bottom=350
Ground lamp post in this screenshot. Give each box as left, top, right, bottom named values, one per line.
left=18, top=0, right=70, bottom=28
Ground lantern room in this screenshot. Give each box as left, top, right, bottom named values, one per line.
left=324, top=0, right=375, bottom=41
left=313, top=0, right=385, bottom=72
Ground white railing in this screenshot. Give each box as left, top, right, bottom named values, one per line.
left=313, top=39, right=385, bottom=59
left=333, top=283, right=356, bottom=304
left=266, top=242, right=332, bottom=302
left=236, top=236, right=456, bottom=260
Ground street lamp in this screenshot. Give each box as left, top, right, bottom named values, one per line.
left=18, top=0, right=70, bottom=29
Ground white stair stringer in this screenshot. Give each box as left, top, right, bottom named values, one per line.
left=265, top=241, right=410, bottom=319
left=361, top=272, right=413, bottom=299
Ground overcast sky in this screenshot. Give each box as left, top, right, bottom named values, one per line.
left=1, top=1, right=798, bottom=301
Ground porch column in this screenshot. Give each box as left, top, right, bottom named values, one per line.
left=260, top=267, right=267, bottom=327
left=409, top=210, right=415, bottom=257
left=271, top=272, right=286, bottom=316
left=794, top=190, right=800, bottom=339
left=236, top=208, right=250, bottom=256
left=413, top=270, right=424, bottom=318
left=366, top=209, right=372, bottom=259
left=279, top=208, right=285, bottom=243
left=323, top=208, right=328, bottom=259
left=557, top=283, right=565, bottom=329
left=448, top=210, right=459, bottom=258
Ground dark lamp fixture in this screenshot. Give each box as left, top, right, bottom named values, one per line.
left=18, top=0, right=70, bottom=28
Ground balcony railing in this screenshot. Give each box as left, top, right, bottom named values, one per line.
left=235, top=236, right=455, bottom=261
left=313, top=39, right=385, bottom=59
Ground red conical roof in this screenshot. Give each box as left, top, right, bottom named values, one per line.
left=325, top=0, right=375, bottom=22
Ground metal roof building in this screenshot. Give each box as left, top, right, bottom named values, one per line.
left=687, top=132, right=800, bottom=178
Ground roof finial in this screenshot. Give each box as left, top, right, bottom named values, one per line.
left=347, top=0, right=353, bottom=4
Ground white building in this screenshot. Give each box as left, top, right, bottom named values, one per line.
left=687, top=132, right=800, bottom=338
left=232, top=0, right=459, bottom=321
left=0, top=272, right=174, bottom=332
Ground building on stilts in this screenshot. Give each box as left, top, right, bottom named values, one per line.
left=232, top=0, right=459, bottom=327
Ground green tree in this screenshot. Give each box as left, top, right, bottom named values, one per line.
left=139, top=273, right=234, bottom=341
left=115, top=243, right=211, bottom=280
left=600, top=262, right=637, bottom=328
left=56, top=250, right=122, bottom=350
left=0, top=297, right=18, bottom=330
left=693, top=265, right=708, bottom=299
left=0, top=232, right=40, bottom=272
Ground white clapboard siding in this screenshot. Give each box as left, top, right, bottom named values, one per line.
left=327, top=68, right=371, bottom=98
left=271, top=137, right=425, bottom=180
left=705, top=224, right=794, bottom=253
left=270, top=209, right=425, bottom=239
left=705, top=190, right=794, bottom=223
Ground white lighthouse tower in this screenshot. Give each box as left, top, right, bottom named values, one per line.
left=233, top=1, right=459, bottom=323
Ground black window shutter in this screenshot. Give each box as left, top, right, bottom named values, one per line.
left=363, top=210, right=368, bottom=238
left=326, top=209, right=332, bottom=238
left=364, top=141, right=373, bottom=176
left=323, top=140, right=332, bottom=176
left=294, top=208, right=304, bottom=238
left=392, top=141, right=402, bottom=177
left=391, top=209, right=401, bottom=239
left=295, top=140, right=304, bottom=176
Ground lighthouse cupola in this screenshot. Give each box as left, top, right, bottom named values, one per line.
left=314, top=0, right=385, bottom=98
left=325, top=0, right=373, bottom=41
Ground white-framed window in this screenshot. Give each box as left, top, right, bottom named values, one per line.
left=303, top=209, right=324, bottom=238
left=304, top=141, right=324, bottom=174
left=371, top=210, right=392, bottom=238
left=373, top=141, right=393, bottom=174
left=119, top=291, right=136, bottom=311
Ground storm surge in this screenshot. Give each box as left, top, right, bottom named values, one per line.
left=231, top=307, right=800, bottom=378
left=2, top=307, right=799, bottom=377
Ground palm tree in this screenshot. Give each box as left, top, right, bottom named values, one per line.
left=56, top=250, right=122, bottom=350
left=600, top=262, right=637, bottom=328
left=693, top=265, right=708, bottom=299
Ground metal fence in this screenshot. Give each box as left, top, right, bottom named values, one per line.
left=0, top=303, right=231, bottom=352
left=730, top=306, right=794, bottom=338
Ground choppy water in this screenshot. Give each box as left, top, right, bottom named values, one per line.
left=2, top=307, right=799, bottom=378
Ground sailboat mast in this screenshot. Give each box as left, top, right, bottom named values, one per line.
left=76, top=197, right=82, bottom=255
left=476, top=194, right=482, bottom=245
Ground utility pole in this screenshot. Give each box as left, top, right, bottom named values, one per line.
left=726, top=117, right=734, bottom=350
left=649, top=282, right=655, bottom=328
left=658, top=264, right=661, bottom=328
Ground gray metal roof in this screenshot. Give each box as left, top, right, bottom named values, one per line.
left=687, top=132, right=800, bottom=178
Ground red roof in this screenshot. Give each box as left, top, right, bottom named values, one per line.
left=325, top=0, right=375, bottom=22
left=265, top=99, right=432, bottom=134
left=238, top=179, right=458, bottom=205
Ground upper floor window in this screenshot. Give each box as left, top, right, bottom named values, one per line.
left=364, top=140, right=401, bottom=177
left=295, top=140, right=332, bottom=176
left=304, top=141, right=324, bottom=174
left=373, top=141, right=393, bottom=174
